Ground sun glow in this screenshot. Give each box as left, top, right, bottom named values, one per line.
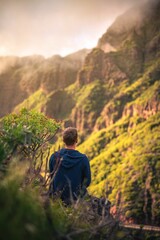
left=0, top=46, right=8, bottom=56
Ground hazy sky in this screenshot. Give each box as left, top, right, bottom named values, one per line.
left=0, top=0, right=147, bottom=57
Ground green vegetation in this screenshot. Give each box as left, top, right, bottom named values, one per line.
left=78, top=113, right=160, bottom=224
left=45, top=89, right=75, bottom=120
left=134, top=80, right=160, bottom=105
left=14, top=89, right=48, bottom=113
left=76, top=80, right=106, bottom=113
left=0, top=110, right=129, bottom=240
left=0, top=108, right=60, bottom=158
left=1, top=109, right=158, bottom=239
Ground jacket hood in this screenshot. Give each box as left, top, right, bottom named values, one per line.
left=58, top=148, right=84, bottom=168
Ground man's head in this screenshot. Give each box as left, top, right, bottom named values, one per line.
left=63, top=127, right=78, bottom=147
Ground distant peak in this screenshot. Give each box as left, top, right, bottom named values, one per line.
left=98, top=0, right=160, bottom=49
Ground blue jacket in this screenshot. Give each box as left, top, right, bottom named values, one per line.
left=49, top=148, right=91, bottom=204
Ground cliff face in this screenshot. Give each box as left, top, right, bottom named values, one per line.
left=78, top=48, right=127, bottom=86
left=69, top=0, right=160, bottom=133
left=76, top=0, right=160, bottom=225
left=98, top=0, right=160, bottom=79
left=71, top=1, right=160, bottom=224
left=0, top=49, right=89, bottom=117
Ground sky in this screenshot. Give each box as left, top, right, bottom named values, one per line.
left=0, top=0, right=147, bottom=57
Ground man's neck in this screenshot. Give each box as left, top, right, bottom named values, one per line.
left=66, top=145, right=76, bottom=150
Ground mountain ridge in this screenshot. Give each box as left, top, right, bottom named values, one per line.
left=0, top=49, right=90, bottom=117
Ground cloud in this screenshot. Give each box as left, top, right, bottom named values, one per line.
left=0, top=0, right=148, bottom=57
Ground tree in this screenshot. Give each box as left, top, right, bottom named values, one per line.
left=0, top=108, right=61, bottom=187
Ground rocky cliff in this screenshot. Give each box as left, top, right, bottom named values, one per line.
left=70, top=0, right=160, bottom=133
left=0, top=49, right=89, bottom=117
left=72, top=0, right=160, bottom=224
left=76, top=0, right=160, bottom=224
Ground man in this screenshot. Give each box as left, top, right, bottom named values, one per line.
left=49, top=127, right=91, bottom=205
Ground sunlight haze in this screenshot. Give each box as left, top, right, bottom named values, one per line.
left=0, top=0, right=147, bottom=57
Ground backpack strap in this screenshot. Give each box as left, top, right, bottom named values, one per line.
left=49, top=150, right=62, bottom=196
left=53, top=150, right=62, bottom=176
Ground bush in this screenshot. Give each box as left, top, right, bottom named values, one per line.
left=0, top=181, right=68, bottom=240
left=0, top=108, right=61, bottom=157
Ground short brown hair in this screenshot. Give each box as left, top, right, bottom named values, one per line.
left=63, top=127, right=78, bottom=146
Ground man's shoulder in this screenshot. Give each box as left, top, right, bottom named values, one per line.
left=50, top=148, right=65, bottom=157
left=77, top=151, right=88, bottom=161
